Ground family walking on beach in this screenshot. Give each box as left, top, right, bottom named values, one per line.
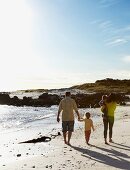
left=57, top=92, right=117, bottom=145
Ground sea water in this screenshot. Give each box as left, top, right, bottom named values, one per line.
left=0, top=105, right=102, bottom=134
left=0, top=104, right=127, bottom=134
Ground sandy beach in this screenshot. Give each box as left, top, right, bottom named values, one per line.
left=1, top=0, right=130, bottom=169
left=0, top=106, right=130, bottom=170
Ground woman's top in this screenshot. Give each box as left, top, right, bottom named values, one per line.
left=106, top=102, right=117, bottom=117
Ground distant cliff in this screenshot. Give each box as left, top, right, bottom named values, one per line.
left=71, top=78, right=130, bottom=93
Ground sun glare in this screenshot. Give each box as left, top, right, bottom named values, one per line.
left=0, top=0, right=42, bottom=91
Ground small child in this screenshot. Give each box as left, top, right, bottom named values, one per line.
left=99, top=95, right=108, bottom=120
left=79, top=112, right=94, bottom=145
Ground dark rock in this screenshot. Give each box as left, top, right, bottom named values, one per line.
left=58, top=132, right=61, bottom=136
left=0, top=89, right=128, bottom=108
left=124, top=114, right=128, bottom=117
left=17, top=154, right=21, bottom=157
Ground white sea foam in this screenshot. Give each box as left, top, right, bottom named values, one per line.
left=0, top=104, right=129, bottom=133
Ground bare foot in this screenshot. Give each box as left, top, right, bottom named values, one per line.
left=64, top=141, right=67, bottom=144
left=105, top=141, right=109, bottom=145
left=109, top=139, right=113, bottom=143
left=67, top=143, right=71, bottom=146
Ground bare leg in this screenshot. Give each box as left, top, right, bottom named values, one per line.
left=85, top=130, right=91, bottom=145
left=63, top=132, right=67, bottom=144
left=109, top=117, right=114, bottom=142
left=105, top=138, right=109, bottom=144
left=103, top=118, right=108, bottom=144
left=68, top=131, right=72, bottom=145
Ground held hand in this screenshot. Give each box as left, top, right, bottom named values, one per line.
left=78, top=116, right=80, bottom=121
left=57, top=117, right=60, bottom=122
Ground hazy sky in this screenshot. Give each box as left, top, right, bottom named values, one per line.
left=0, top=0, right=130, bottom=91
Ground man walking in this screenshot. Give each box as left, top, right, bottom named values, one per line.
left=57, top=92, right=80, bottom=145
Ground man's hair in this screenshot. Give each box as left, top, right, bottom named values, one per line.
left=65, top=91, right=71, bottom=96
left=85, top=112, right=90, bottom=119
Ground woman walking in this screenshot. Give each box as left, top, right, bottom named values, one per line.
left=100, top=93, right=117, bottom=144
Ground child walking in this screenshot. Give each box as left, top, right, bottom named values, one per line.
left=79, top=112, right=94, bottom=145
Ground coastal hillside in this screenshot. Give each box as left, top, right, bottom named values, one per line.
left=71, top=78, right=130, bottom=93
left=9, top=78, right=130, bottom=96
left=0, top=78, right=129, bottom=108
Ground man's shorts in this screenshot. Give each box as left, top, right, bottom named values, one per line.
left=62, top=121, right=74, bottom=132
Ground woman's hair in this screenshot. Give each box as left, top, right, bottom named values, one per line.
left=85, top=112, right=90, bottom=119
left=107, top=93, right=116, bottom=103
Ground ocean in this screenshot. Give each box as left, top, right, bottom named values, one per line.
left=0, top=99, right=128, bottom=136
left=0, top=104, right=102, bottom=134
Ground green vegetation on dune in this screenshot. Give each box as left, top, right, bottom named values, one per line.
left=11, top=78, right=130, bottom=94
left=71, top=78, right=130, bottom=93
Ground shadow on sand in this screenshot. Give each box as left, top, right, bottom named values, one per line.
left=71, top=144, right=130, bottom=170
left=111, top=142, right=130, bottom=150
left=110, top=143, right=130, bottom=151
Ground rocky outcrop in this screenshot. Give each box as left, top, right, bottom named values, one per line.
left=0, top=92, right=128, bottom=108
left=0, top=92, right=61, bottom=107
left=72, top=93, right=127, bottom=108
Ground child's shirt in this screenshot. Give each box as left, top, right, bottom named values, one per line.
left=83, top=118, right=94, bottom=131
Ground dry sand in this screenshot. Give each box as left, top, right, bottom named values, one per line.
left=0, top=108, right=130, bottom=170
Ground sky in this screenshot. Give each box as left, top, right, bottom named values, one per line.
left=0, top=0, right=130, bottom=91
